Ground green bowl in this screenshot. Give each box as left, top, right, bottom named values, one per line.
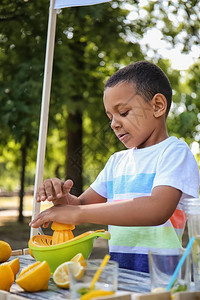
left=29, top=230, right=110, bottom=274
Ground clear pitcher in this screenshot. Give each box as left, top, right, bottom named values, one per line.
left=183, top=198, right=200, bottom=291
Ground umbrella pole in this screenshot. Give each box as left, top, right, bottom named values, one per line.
left=30, top=0, right=57, bottom=238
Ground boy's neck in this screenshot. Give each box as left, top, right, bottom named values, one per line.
left=136, top=124, right=169, bottom=149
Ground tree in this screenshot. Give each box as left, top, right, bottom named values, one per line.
left=0, top=0, right=145, bottom=216
left=167, top=62, right=200, bottom=145
left=130, top=0, right=200, bottom=57
left=0, top=0, right=49, bottom=221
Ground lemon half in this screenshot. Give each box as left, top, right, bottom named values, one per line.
left=71, top=253, right=87, bottom=267
left=0, top=264, right=14, bottom=291
left=151, top=287, right=166, bottom=293
left=53, top=260, right=85, bottom=289
left=53, top=261, right=72, bottom=288
left=16, top=261, right=51, bottom=292
left=3, top=257, right=20, bottom=278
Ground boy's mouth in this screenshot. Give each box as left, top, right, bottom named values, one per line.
left=118, top=133, right=128, bottom=141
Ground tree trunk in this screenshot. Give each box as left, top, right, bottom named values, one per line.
left=18, top=142, right=27, bottom=223
left=65, top=111, right=83, bottom=196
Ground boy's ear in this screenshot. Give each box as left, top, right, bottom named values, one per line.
left=152, top=93, right=167, bottom=118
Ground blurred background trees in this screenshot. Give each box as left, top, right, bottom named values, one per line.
left=0, top=0, right=199, bottom=222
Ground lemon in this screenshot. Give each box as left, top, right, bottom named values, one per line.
left=53, top=253, right=86, bottom=289
left=151, top=287, right=166, bottom=293
left=29, top=248, right=35, bottom=258
left=15, top=261, right=51, bottom=292
left=3, top=257, right=20, bottom=278
left=18, top=261, right=40, bottom=278
left=80, top=289, right=114, bottom=300
left=53, top=261, right=72, bottom=288
left=72, top=261, right=85, bottom=280
left=0, top=264, right=14, bottom=291
left=0, top=240, right=12, bottom=262
left=53, top=261, right=85, bottom=289
left=71, top=253, right=87, bottom=267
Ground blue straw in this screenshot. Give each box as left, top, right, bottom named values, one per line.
left=166, top=236, right=195, bottom=292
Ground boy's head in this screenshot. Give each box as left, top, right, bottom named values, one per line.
left=103, top=61, right=171, bottom=149
left=105, top=61, right=172, bottom=116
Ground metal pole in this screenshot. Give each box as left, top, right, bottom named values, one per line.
left=30, top=0, right=57, bottom=238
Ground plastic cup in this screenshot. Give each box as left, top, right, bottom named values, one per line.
left=68, top=259, right=118, bottom=299
left=183, top=198, right=200, bottom=290
left=148, top=248, right=191, bottom=292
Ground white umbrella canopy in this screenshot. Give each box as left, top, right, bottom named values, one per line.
left=30, top=0, right=111, bottom=237
left=55, top=0, right=111, bottom=8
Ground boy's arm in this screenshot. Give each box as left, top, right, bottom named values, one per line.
left=30, top=185, right=182, bottom=228
left=79, top=186, right=182, bottom=226
left=79, top=187, right=107, bottom=204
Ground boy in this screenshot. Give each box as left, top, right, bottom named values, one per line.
left=30, top=61, right=199, bottom=273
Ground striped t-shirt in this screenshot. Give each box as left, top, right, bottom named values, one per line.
left=90, top=137, right=199, bottom=273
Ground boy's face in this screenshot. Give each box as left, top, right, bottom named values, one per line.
left=103, top=82, right=161, bottom=149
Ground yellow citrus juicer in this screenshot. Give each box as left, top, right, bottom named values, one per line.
left=29, top=222, right=110, bottom=273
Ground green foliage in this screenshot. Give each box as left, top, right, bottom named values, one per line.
left=0, top=0, right=199, bottom=193
left=141, top=0, right=200, bottom=53
left=0, top=1, right=49, bottom=145
left=167, top=60, right=200, bottom=145
left=0, top=141, right=20, bottom=190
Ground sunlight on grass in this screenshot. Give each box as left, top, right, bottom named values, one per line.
left=0, top=195, right=53, bottom=212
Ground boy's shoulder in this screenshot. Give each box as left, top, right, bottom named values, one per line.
left=160, top=136, right=193, bottom=155
left=109, top=137, right=194, bottom=164
left=149, top=136, right=195, bottom=161
left=167, top=136, right=189, bottom=147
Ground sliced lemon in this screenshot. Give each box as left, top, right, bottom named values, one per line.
left=72, top=261, right=85, bottom=280
left=53, top=261, right=85, bottom=289
left=0, top=264, right=14, bottom=291
left=71, top=253, right=87, bottom=267
left=15, top=261, right=51, bottom=292
left=53, top=261, right=72, bottom=288
left=3, top=257, right=20, bottom=278
left=17, top=261, right=41, bottom=279
left=80, top=289, right=114, bottom=300
left=151, top=287, right=166, bottom=293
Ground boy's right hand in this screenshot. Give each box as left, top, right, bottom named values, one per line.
left=36, top=178, right=79, bottom=206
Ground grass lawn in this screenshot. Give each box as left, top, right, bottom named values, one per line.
left=0, top=195, right=52, bottom=213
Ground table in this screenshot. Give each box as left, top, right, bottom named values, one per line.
left=8, top=255, right=151, bottom=299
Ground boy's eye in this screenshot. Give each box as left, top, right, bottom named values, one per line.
left=120, top=111, right=129, bottom=117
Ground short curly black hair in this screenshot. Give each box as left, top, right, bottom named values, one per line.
left=105, top=61, right=172, bottom=116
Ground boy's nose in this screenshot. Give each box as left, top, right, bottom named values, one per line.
left=110, top=117, right=121, bottom=130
